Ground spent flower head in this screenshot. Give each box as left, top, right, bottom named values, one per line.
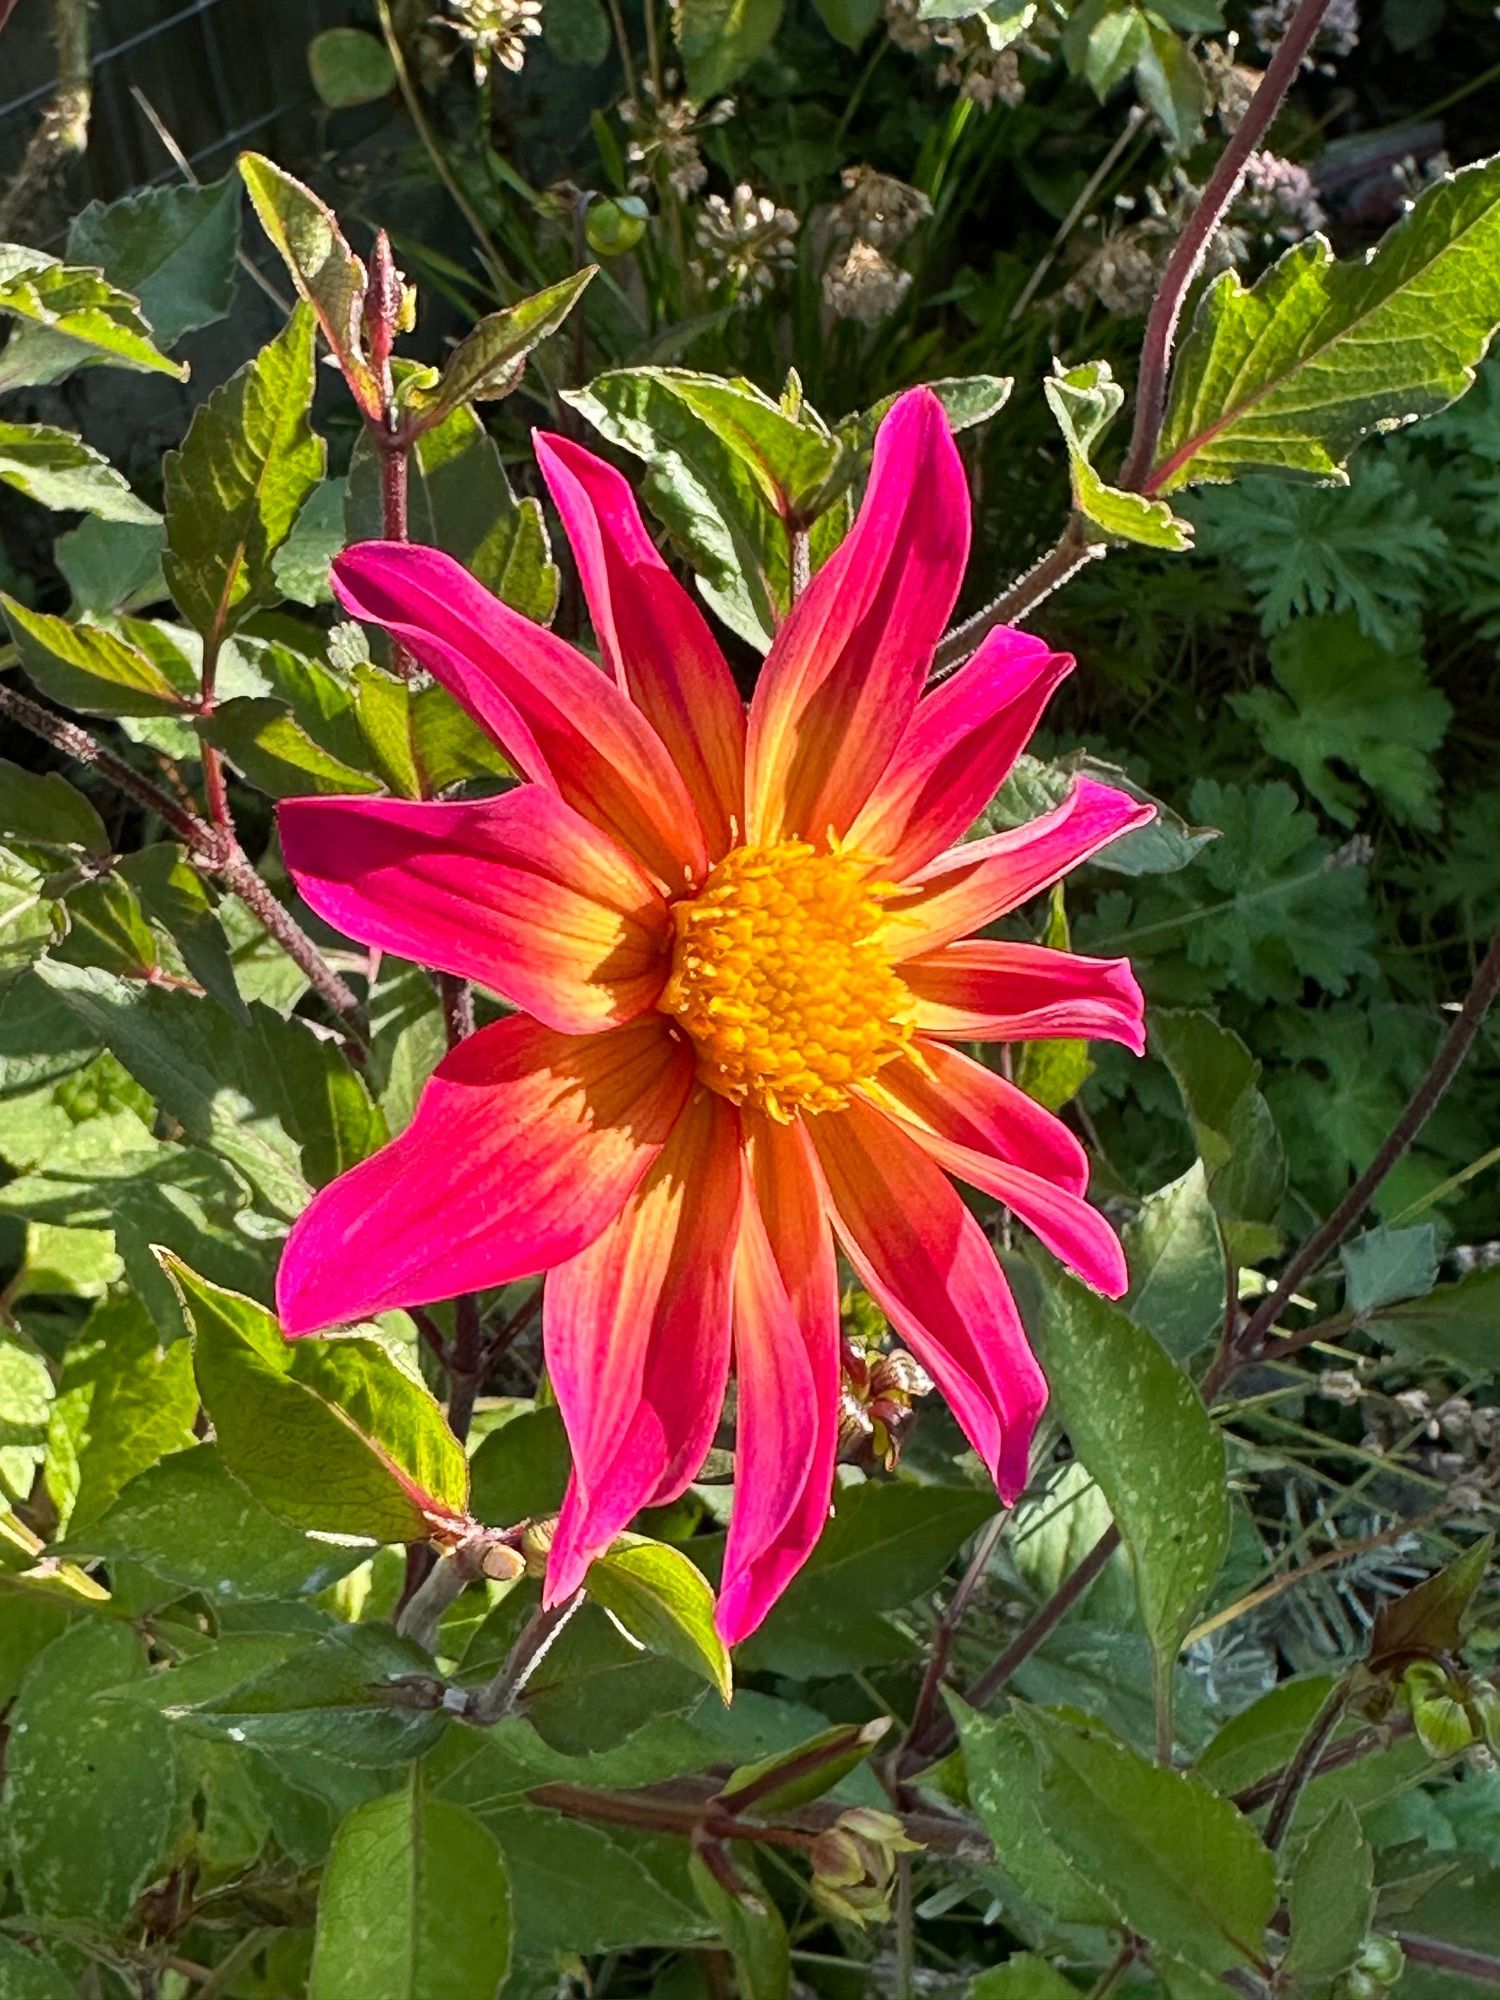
left=823, top=238, right=912, bottom=325
left=435, top=0, right=543, bottom=81
left=694, top=184, right=799, bottom=303
left=620, top=79, right=733, bottom=198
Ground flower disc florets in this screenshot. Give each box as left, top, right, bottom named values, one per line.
left=661, top=839, right=917, bottom=1119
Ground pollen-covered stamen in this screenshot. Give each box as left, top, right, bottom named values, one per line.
left=661, top=839, right=917, bottom=1119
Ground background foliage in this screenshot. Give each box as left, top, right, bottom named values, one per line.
left=1, top=2, right=1498, bottom=1997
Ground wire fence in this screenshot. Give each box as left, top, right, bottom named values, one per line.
left=1, top=0, right=352, bottom=232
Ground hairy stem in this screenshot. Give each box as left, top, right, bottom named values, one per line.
left=0, top=682, right=364, bottom=1023
left=933, top=0, right=1335, bottom=675
left=1116, top=0, right=1335, bottom=492
left=471, top=1593, right=584, bottom=1725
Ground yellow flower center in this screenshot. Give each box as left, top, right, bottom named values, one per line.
left=661, top=840, right=916, bottom=1120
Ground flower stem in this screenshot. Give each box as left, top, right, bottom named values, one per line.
left=470, top=1592, right=584, bottom=1724
left=1261, top=1675, right=1351, bottom=1849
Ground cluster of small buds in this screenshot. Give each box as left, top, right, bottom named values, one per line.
left=1359, top=1387, right=1500, bottom=1511
left=1337, top=1936, right=1406, bottom=2000
left=1235, top=150, right=1327, bottom=245
left=838, top=1334, right=933, bottom=1468
left=882, top=0, right=1029, bottom=109
left=693, top=184, right=798, bottom=304
left=1454, top=1241, right=1500, bottom=1274
left=620, top=80, right=734, bottom=198
left=1251, top=0, right=1359, bottom=65
left=822, top=165, right=929, bottom=326
left=434, top=0, right=543, bottom=82
left=808, top=1809, right=924, bottom=1925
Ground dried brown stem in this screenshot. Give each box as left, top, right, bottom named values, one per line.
left=0, top=0, right=91, bottom=238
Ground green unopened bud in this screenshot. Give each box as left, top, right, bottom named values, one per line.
left=1471, top=1682, right=1500, bottom=1754
left=1343, top=1972, right=1384, bottom=2000
left=584, top=195, right=649, bottom=257
left=1355, top=1935, right=1405, bottom=1984
left=1402, top=1660, right=1478, bottom=1758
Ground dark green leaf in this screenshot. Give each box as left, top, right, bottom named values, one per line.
left=689, top=1850, right=789, bottom=2000
left=969, top=1957, right=1080, bottom=2000
left=0, top=1938, right=74, bottom=2000
left=1283, top=1801, right=1374, bottom=1981
left=469, top=1404, right=570, bottom=1526
left=66, top=175, right=241, bottom=345
left=55, top=515, right=166, bottom=615
left=675, top=0, right=786, bottom=95
left=1152, top=1009, right=1286, bottom=1257
left=1193, top=1675, right=1339, bottom=1796
left=546, top=0, right=612, bottom=62
left=809, top=0, right=883, bottom=45
left=201, top=695, right=383, bottom=796
left=45, top=1290, right=198, bottom=1532
left=1034, top=1277, right=1228, bottom=1707
left=0, top=759, right=109, bottom=856
left=2, top=1622, right=179, bottom=1928
left=164, top=303, right=326, bottom=642
left=1341, top=1223, right=1441, bottom=1316
left=731, top=1481, right=996, bottom=1676
left=1365, top=1266, right=1500, bottom=1378
left=307, top=26, right=397, bottom=108
left=55, top=1443, right=367, bottom=1600
left=1017, top=1708, right=1277, bottom=1975
left=486, top=1807, right=711, bottom=1955
left=1124, top=1163, right=1227, bottom=1361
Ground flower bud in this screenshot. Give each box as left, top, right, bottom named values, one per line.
left=363, top=229, right=405, bottom=377
left=808, top=1809, right=923, bottom=1926
left=521, top=1515, right=557, bottom=1578
left=585, top=195, right=649, bottom=257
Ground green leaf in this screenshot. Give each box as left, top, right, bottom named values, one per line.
left=172, top=1259, right=469, bottom=1545
left=56, top=515, right=166, bottom=616
left=44, top=1291, right=199, bottom=1533
left=0, top=758, right=109, bottom=856
left=119, top=841, right=249, bottom=1024
left=0, top=420, right=158, bottom=524
left=485, top=1807, right=711, bottom=1955
left=0, top=1327, right=53, bottom=1503
left=1134, top=19, right=1205, bottom=152
left=65, top=175, right=241, bottom=346
left=1364, top=1265, right=1500, bottom=1378
left=1152, top=155, right=1500, bottom=491
left=0, top=845, right=65, bottom=982
left=1123, top=1163, right=1226, bottom=1361
left=2, top=1622, right=179, bottom=1928
left=969, top=1957, right=1081, bottom=2000
left=1193, top=1675, right=1339, bottom=1797
left=36, top=958, right=384, bottom=1216
left=1043, top=360, right=1192, bottom=549
left=0, top=1939, right=74, bottom=2000
left=0, top=592, right=188, bottom=716
left=675, top=0, right=786, bottom=95
left=311, top=1772, right=511, bottom=2000
left=1341, top=1223, right=1440, bottom=1316
left=731, top=1481, right=996, bottom=1676
left=1034, top=1277, right=1228, bottom=1710
left=1152, top=1010, right=1286, bottom=1253
left=185, top=1622, right=447, bottom=1765
left=1016, top=886, right=1092, bottom=1110
left=273, top=477, right=349, bottom=606
left=238, top=153, right=379, bottom=413
left=952, top=1700, right=1117, bottom=1926
left=586, top=1535, right=731, bottom=1701
left=469, top=1404, right=570, bottom=1526
left=411, top=270, right=596, bottom=423
left=809, top=0, right=883, bottom=44
left=55, top=1442, right=367, bottom=1600
left=689, top=1850, right=790, bottom=2000
left=1283, top=1801, right=1374, bottom=1981
left=164, top=303, right=326, bottom=643
left=1231, top=614, right=1451, bottom=829
left=546, top=0, right=612, bottom=63
left=346, top=393, right=558, bottom=624
left=200, top=695, right=383, bottom=796
left=566, top=368, right=843, bottom=647
left=0, top=242, right=185, bottom=384
left=844, top=373, right=1012, bottom=451
left=307, top=26, right=397, bottom=107
left=1018, top=1708, right=1277, bottom=1975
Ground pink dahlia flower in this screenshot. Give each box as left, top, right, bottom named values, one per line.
left=275, top=388, right=1152, bottom=1643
